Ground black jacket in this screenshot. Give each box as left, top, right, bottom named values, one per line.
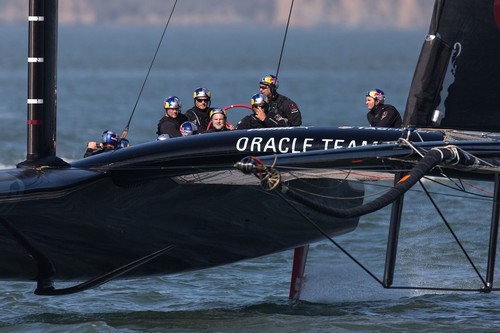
left=157, top=113, right=188, bottom=137
left=268, top=93, right=302, bottom=126
left=83, top=145, right=115, bottom=158
left=236, top=113, right=286, bottom=129
left=185, top=106, right=212, bottom=133
left=367, top=103, right=402, bottom=128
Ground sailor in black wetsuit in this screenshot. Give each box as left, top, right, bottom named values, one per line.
left=237, top=93, right=287, bottom=129
left=365, top=89, right=402, bottom=128
left=258, top=74, right=302, bottom=126
left=185, top=87, right=213, bottom=133
left=84, top=130, right=119, bottom=157
left=156, top=96, right=188, bottom=137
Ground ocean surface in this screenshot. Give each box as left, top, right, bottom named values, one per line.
left=1, top=22, right=500, bottom=332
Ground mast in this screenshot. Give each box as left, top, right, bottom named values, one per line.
left=22, top=0, right=58, bottom=165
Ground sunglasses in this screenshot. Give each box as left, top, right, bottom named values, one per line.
left=259, top=85, right=269, bottom=90
left=253, top=104, right=265, bottom=109
left=196, top=99, right=208, bottom=103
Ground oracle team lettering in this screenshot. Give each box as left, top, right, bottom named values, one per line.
left=236, top=137, right=378, bottom=153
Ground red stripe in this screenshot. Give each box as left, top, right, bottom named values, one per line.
left=494, top=0, right=500, bottom=29
left=27, top=120, right=44, bottom=125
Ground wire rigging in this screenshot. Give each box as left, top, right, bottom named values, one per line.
left=274, top=189, right=385, bottom=287
left=418, top=179, right=487, bottom=286
left=275, top=0, right=295, bottom=79
left=121, top=0, right=178, bottom=139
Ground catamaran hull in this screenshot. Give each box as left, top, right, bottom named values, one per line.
left=0, top=127, right=443, bottom=281
left=0, top=168, right=362, bottom=280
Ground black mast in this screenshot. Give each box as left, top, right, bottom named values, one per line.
left=19, top=0, right=64, bottom=167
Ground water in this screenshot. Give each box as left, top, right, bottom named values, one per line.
left=1, top=23, right=500, bottom=332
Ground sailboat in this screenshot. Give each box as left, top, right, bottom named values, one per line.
left=1, top=0, right=499, bottom=299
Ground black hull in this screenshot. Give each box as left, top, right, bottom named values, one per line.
left=0, top=171, right=362, bottom=280
left=0, top=127, right=443, bottom=281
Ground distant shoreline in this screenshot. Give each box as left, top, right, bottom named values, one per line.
left=1, top=0, right=434, bottom=29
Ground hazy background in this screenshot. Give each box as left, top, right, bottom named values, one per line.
left=1, top=0, right=435, bottom=29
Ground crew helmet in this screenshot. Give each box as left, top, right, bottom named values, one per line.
left=116, top=138, right=130, bottom=149
left=157, top=134, right=173, bottom=141
left=209, top=107, right=226, bottom=119
left=366, top=89, right=385, bottom=102
left=250, top=93, right=269, bottom=107
left=101, top=130, right=119, bottom=147
left=164, top=96, right=182, bottom=110
left=193, top=87, right=211, bottom=100
left=260, top=74, right=279, bottom=90
left=180, top=121, right=198, bottom=136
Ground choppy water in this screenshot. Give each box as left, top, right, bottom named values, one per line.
left=1, top=22, right=499, bottom=332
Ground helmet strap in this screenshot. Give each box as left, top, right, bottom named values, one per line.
left=269, top=88, right=277, bottom=98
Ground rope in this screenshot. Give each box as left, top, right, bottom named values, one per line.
left=121, top=0, right=178, bottom=139
left=275, top=0, right=294, bottom=79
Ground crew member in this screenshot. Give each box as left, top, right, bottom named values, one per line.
left=185, top=87, right=213, bottom=133
left=157, top=96, right=188, bottom=137
left=365, top=89, right=402, bottom=128
left=206, top=108, right=234, bottom=132
left=259, top=74, right=302, bottom=126
left=237, top=93, right=287, bottom=129
left=84, top=130, right=119, bottom=157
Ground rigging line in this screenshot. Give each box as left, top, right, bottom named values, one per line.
left=461, top=179, right=495, bottom=196
left=422, top=172, right=467, bottom=192
left=86, top=163, right=234, bottom=172
left=287, top=169, right=351, bottom=182
left=275, top=0, right=294, bottom=79
left=340, top=175, right=493, bottom=202
left=75, top=162, right=393, bottom=173
left=423, top=175, right=493, bottom=199
left=418, top=179, right=488, bottom=287
left=121, top=0, right=178, bottom=138
left=39, top=164, right=230, bottom=173
left=274, top=188, right=385, bottom=287
left=307, top=175, right=493, bottom=202
left=277, top=182, right=487, bottom=292
left=289, top=185, right=387, bottom=201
